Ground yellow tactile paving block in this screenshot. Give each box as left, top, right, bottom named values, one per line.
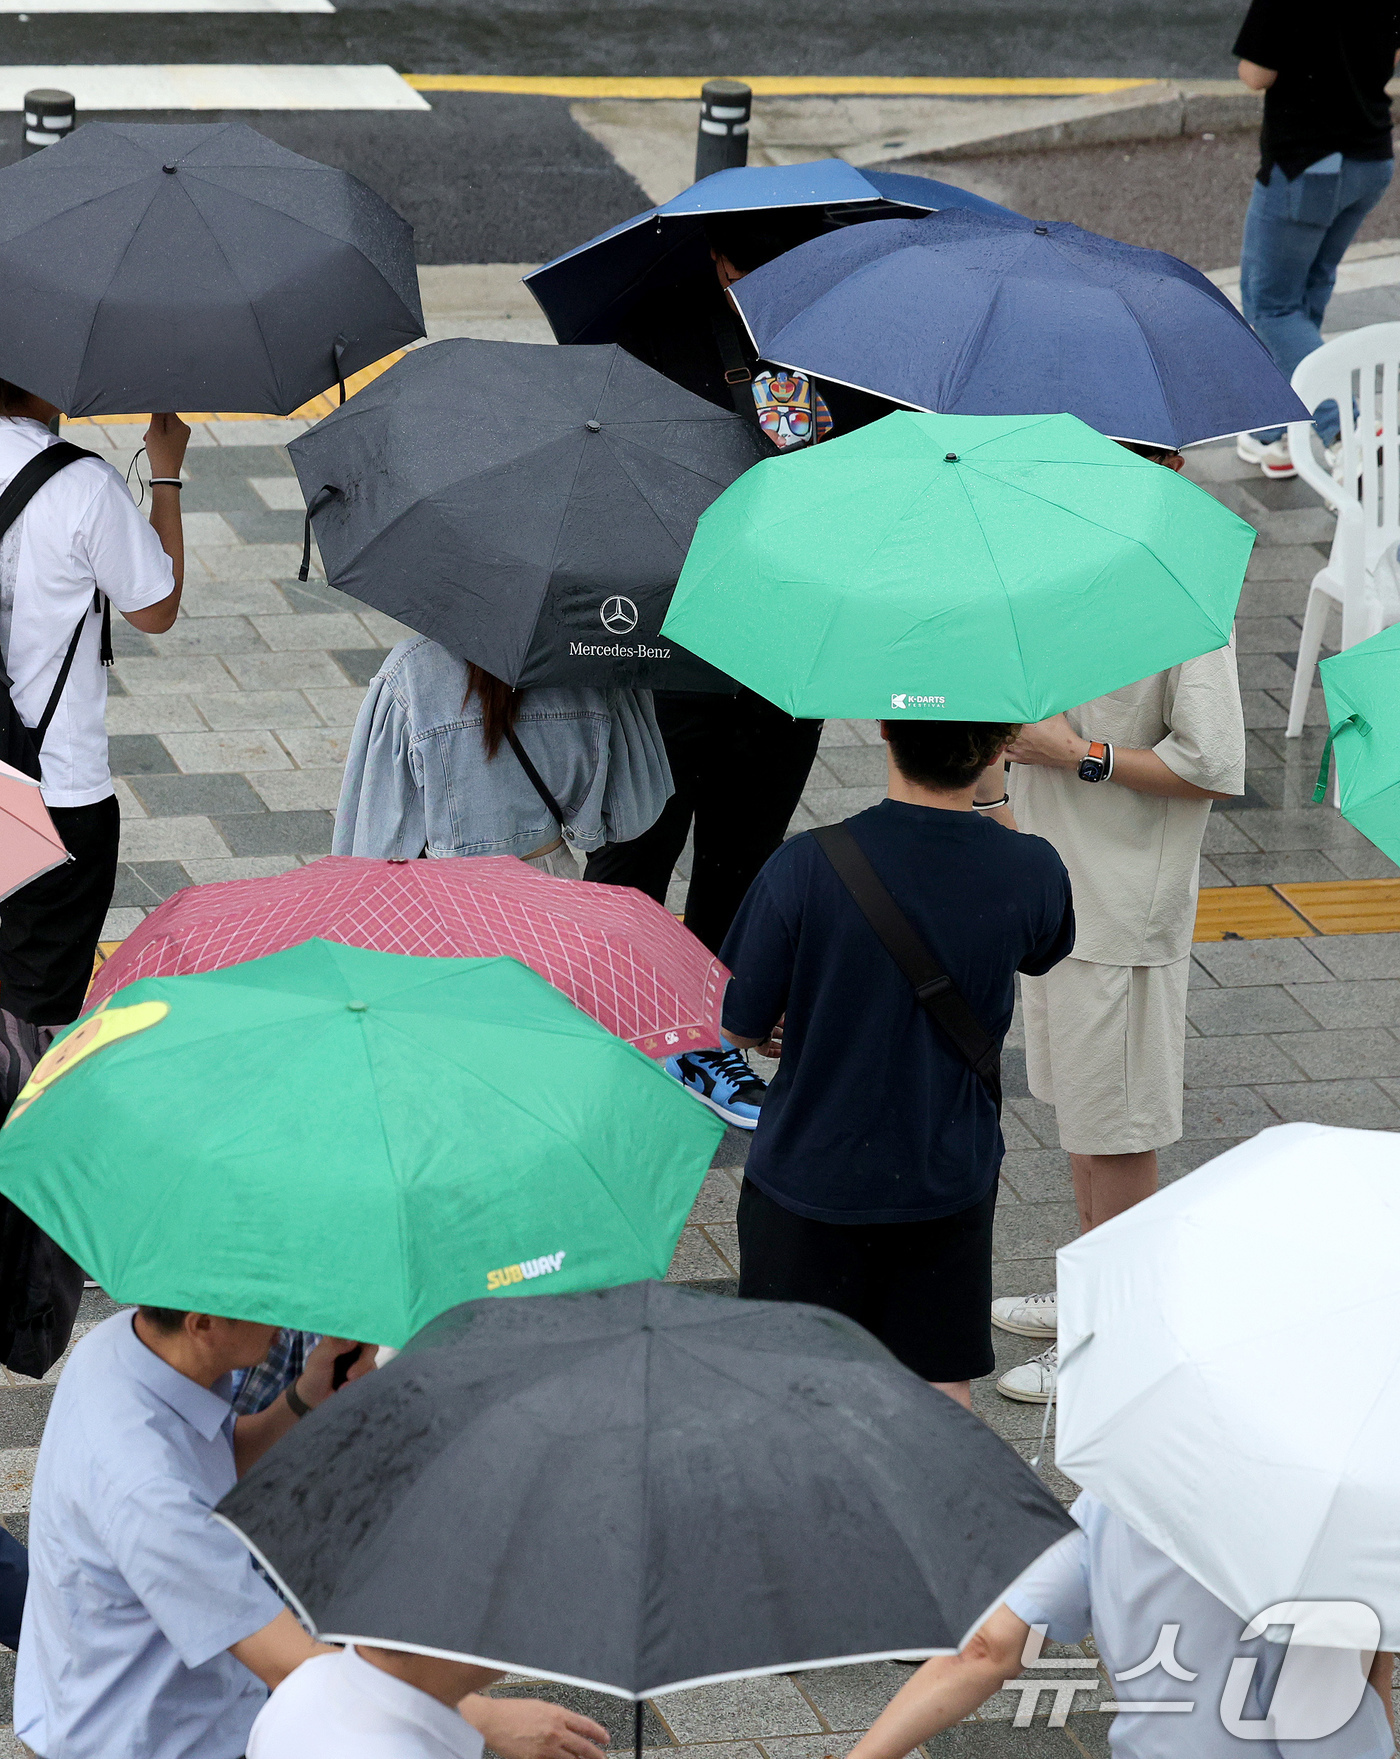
left=1276, top=880, right=1400, bottom=936
left=65, top=349, right=409, bottom=428
left=1193, top=887, right=1313, bottom=941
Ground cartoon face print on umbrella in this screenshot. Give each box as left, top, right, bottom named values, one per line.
left=6, top=999, right=168, bottom=1125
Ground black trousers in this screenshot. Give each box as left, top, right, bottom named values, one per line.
left=736, top=1177, right=998, bottom=1384
left=584, top=689, right=823, bottom=955
left=0, top=793, right=120, bottom=1027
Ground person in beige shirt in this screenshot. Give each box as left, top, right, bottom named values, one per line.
left=984, top=444, right=1247, bottom=1405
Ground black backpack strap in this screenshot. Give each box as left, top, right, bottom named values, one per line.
left=709, top=308, right=763, bottom=423
left=31, top=609, right=90, bottom=750
left=504, top=725, right=570, bottom=835
left=812, top=820, right=1002, bottom=1111
left=0, top=442, right=102, bottom=759
left=0, top=441, right=98, bottom=544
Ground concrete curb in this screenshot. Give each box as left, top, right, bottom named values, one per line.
left=569, top=84, right=1269, bottom=206
left=844, top=80, right=1262, bottom=166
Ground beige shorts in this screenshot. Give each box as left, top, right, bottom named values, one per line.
left=1020, top=955, right=1190, bottom=1155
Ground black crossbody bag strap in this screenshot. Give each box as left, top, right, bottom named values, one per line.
left=504, top=725, right=570, bottom=835
left=812, top=821, right=1002, bottom=1112
left=709, top=309, right=763, bottom=424
left=0, top=442, right=102, bottom=755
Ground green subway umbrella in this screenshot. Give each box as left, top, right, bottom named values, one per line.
left=661, top=410, right=1256, bottom=721
left=1314, top=622, right=1400, bottom=860
left=0, top=940, right=722, bottom=1345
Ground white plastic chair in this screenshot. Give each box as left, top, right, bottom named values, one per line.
left=1286, top=322, right=1400, bottom=738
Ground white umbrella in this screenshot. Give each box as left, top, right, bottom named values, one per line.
left=1055, top=1122, right=1400, bottom=1647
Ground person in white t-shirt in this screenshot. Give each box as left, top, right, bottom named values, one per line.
left=844, top=1490, right=1393, bottom=1759
left=0, top=379, right=187, bottom=1031
left=248, top=1642, right=612, bottom=1759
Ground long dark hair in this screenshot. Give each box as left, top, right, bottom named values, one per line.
left=465, top=663, right=523, bottom=759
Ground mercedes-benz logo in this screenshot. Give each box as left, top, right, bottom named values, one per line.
left=600, top=596, right=638, bottom=634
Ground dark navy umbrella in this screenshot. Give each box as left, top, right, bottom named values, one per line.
left=0, top=122, right=424, bottom=417
left=525, top=160, right=1017, bottom=346
left=730, top=207, right=1310, bottom=449
left=216, top=1283, right=1073, bottom=1715
left=291, top=340, right=765, bottom=690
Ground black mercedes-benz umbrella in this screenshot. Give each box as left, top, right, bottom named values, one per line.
left=289, top=339, right=767, bottom=691
left=0, top=122, right=424, bottom=417
left=217, top=1282, right=1073, bottom=1717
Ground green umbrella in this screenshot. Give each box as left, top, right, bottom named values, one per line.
left=662, top=410, right=1255, bottom=721
left=0, top=940, right=722, bottom=1345
left=1314, top=622, right=1400, bottom=859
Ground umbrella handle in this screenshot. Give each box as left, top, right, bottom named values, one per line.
left=299, top=485, right=340, bottom=583
left=333, top=334, right=349, bottom=406
left=634, top=1698, right=643, bottom=1759
left=1312, top=714, right=1367, bottom=803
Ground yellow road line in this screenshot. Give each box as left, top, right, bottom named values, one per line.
left=404, top=75, right=1157, bottom=99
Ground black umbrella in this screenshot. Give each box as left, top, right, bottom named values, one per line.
left=217, top=1282, right=1073, bottom=1723
left=289, top=339, right=767, bottom=691
left=0, top=122, right=424, bottom=417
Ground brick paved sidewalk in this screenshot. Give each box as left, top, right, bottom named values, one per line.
left=6, top=421, right=1400, bottom=1753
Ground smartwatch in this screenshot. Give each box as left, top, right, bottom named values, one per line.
left=1077, top=740, right=1112, bottom=783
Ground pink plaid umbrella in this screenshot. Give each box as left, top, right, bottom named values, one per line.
left=87, top=855, right=727, bottom=1058
left=0, top=758, right=69, bottom=904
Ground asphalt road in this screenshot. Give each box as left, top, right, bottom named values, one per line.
left=0, top=96, right=652, bottom=262
left=0, top=0, right=1250, bottom=78
left=7, top=102, right=1395, bottom=276
left=901, top=134, right=1400, bottom=275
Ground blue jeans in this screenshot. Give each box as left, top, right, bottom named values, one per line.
left=1240, top=154, right=1394, bottom=443
left=0, top=1522, right=27, bottom=1651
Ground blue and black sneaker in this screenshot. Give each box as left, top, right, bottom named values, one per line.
left=664, top=1046, right=767, bottom=1130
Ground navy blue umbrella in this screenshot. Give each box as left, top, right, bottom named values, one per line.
left=729, top=206, right=1310, bottom=449
left=524, top=160, right=1017, bottom=346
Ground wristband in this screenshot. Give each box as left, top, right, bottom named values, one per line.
left=148, top=478, right=183, bottom=487
left=284, top=1378, right=313, bottom=1419
left=974, top=793, right=1010, bottom=811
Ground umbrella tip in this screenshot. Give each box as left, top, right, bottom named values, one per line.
left=347, top=1000, right=368, bottom=1012
left=944, top=452, right=958, bottom=462
left=163, top=164, right=178, bottom=174
left=1034, top=224, right=1048, bottom=235
left=585, top=420, right=602, bottom=433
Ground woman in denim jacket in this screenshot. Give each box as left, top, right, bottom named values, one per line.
left=333, top=637, right=673, bottom=874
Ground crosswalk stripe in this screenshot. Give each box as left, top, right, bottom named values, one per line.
left=0, top=64, right=427, bottom=107
left=2, top=0, right=334, bottom=11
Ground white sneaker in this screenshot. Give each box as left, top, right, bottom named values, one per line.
left=990, top=1291, right=1057, bottom=1338
left=1236, top=431, right=1296, bottom=479
left=997, top=1344, right=1057, bottom=1404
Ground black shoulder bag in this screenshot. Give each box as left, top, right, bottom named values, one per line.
left=812, top=820, right=1002, bottom=1112
left=0, top=442, right=107, bottom=781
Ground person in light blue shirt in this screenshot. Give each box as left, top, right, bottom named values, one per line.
left=14, top=1306, right=374, bottom=1759
left=843, top=1490, right=1393, bottom=1759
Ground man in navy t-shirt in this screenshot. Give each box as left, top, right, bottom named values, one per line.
left=719, top=719, right=1074, bottom=1407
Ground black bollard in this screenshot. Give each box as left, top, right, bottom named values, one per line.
left=695, top=79, right=751, bottom=184
left=23, top=88, right=76, bottom=156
